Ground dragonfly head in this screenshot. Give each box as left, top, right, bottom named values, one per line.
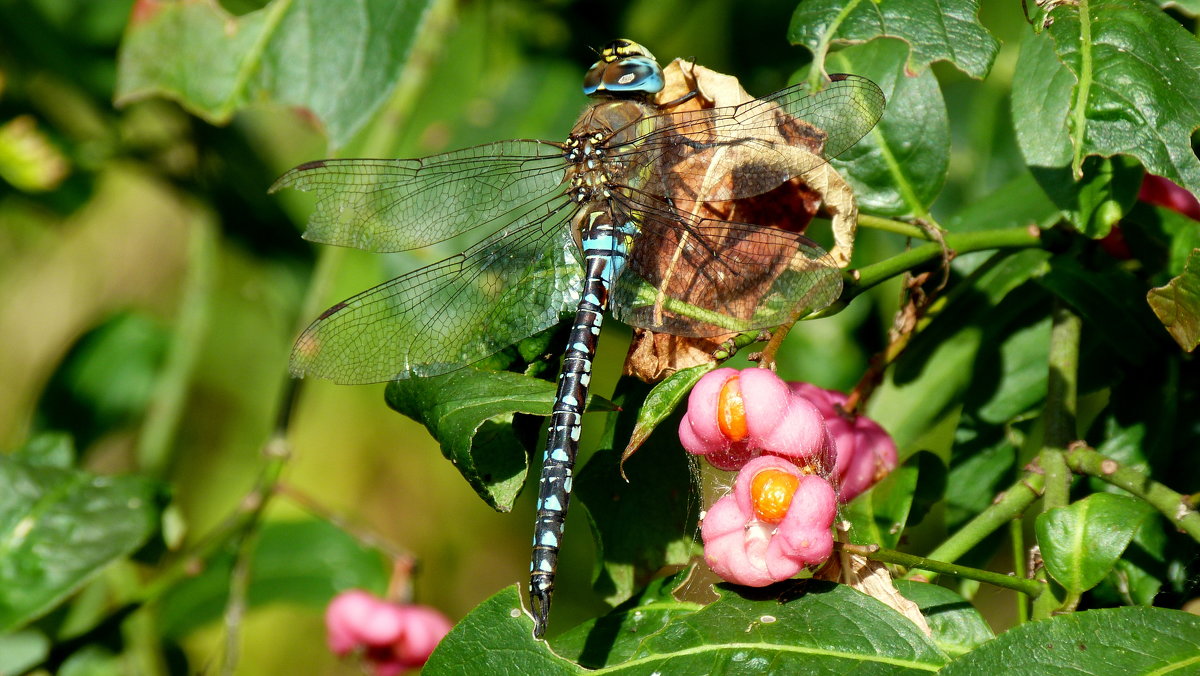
left=583, top=39, right=664, bottom=98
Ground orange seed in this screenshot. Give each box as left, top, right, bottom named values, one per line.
left=750, top=468, right=800, bottom=523
left=718, top=376, right=747, bottom=442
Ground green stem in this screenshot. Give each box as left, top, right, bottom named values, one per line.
left=1066, top=447, right=1200, bottom=543
left=136, top=217, right=216, bottom=477
left=840, top=543, right=1044, bottom=598
left=850, top=227, right=1045, bottom=298
left=857, top=213, right=930, bottom=240
left=904, top=471, right=1045, bottom=581
left=1009, top=519, right=1029, bottom=623
left=1040, top=302, right=1081, bottom=511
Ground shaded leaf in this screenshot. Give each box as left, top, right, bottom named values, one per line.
left=578, top=437, right=698, bottom=607
left=826, top=38, right=950, bottom=218
left=1035, top=493, right=1155, bottom=595
left=1147, top=248, right=1200, bottom=351
left=871, top=249, right=1051, bottom=450
left=116, top=0, right=432, bottom=148
left=160, top=519, right=390, bottom=638
left=940, top=606, right=1200, bottom=674
left=945, top=424, right=1016, bottom=530
left=942, top=171, right=1061, bottom=234
left=0, top=455, right=160, bottom=631
left=1038, top=254, right=1165, bottom=365
left=893, top=580, right=994, bottom=657
left=386, top=368, right=556, bottom=511
left=788, top=0, right=998, bottom=78
left=844, top=450, right=926, bottom=549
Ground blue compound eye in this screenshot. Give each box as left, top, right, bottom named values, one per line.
left=582, top=40, right=664, bottom=96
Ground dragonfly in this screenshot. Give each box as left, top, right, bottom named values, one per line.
left=272, top=39, right=884, bottom=637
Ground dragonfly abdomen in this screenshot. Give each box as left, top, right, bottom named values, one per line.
left=529, top=212, right=633, bottom=637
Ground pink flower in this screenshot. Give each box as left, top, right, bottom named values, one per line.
left=789, top=383, right=898, bottom=502
left=679, top=368, right=834, bottom=473
left=701, top=455, right=836, bottom=586
left=325, top=590, right=452, bottom=675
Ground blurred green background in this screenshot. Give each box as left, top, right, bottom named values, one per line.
left=0, top=0, right=1032, bottom=672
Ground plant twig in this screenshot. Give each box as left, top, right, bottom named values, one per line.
left=904, top=471, right=1046, bottom=582
left=1065, top=445, right=1200, bottom=543
left=837, top=542, right=1044, bottom=598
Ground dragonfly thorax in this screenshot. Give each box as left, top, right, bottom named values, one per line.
left=563, top=99, right=658, bottom=204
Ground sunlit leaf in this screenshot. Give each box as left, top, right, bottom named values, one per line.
left=426, top=582, right=948, bottom=673
left=0, top=456, right=160, bottom=631
left=940, top=606, right=1200, bottom=674
left=789, top=0, right=999, bottom=78
left=1035, top=493, right=1155, bottom=595
left=116, top=0, right=433, bottom=148
left=826, top=38, right=949, bottom=218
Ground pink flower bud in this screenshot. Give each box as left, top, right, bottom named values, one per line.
left=680, top=369, right=832, bottom=472
left=325, top=590, right=451, bottom=674
left=788, top=383, right=899, bottom=502
left=701, top=455, right=836, bottom=586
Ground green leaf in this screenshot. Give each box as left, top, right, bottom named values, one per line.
left=940, top=606, right=1200, bottom=674
left=0, top=455, right=160, bottom=631
left=945, top=426, right=1016, bottom=530
left=550, top=571, right=702, bottom=667
left=1038, top=254, right=1165, bottom=365
left=622, top=363, right=715, bottom=460
left=427, top=582, right=948, bottom=673
left=1016, top=2, right=1200, bottom=198
left=942, top=171, right=1061, bottom=234
left=0, top=630, right=50, bottom=676
left=964, top=290, right=1052, bottom=425
left=12, top=432, right=74, bottom=469
left=386, top=367, right=556, bottom=511
left=1121, top=202, right=1200, bottom=278
left=826, top=38, right=950, bottom=218
left=871, top=249, right=1051, bottom=450
left=893, top=580, right=994, bottom=657
left=1147, top=248, right=1200, bottom=351
left=844, top=450, right=926, bottom=549
left=788, top=0, right=999, bottom=78
left=1035, top=493, right=1155, bottom=595
left=160, top=519, right=390, bottom=638
left=115, top=0, right=432, bottom=148
left=577, top=438, right=698, bottom=607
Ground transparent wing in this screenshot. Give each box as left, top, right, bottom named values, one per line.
left=270, top=140, right=567, bottom=252
left=291, top=195, right=582, bottom=383
left=608, top=191, right=842, bottom=336
left=613, top=74, right=885, bottom=203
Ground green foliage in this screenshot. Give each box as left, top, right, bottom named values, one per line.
left=428, top=581, right=950, bottom=673
left=0, top=444, right=161, bottom=631
left=938, top=606, right=1200, bottom=674
left=386, top=367, right=556, bottom=511
left=3, top=0, right=1200, bottom=672
left=116, top=0, right=434, bottom=149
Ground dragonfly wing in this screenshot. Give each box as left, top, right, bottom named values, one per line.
left=625, top=74, right=885, bottom=203
left=291, top=196, right=582, bottom=383
left=270, top=140, right=567, bottom=252
left=608, top=193, right=842, bottom=337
